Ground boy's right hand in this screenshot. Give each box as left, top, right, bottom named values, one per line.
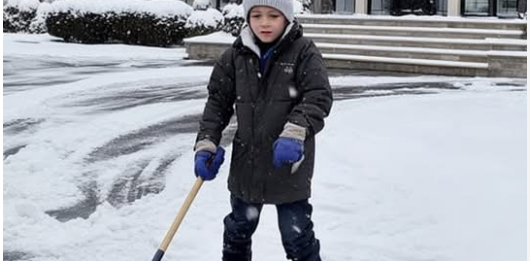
left=194, top=147, right=225, bottom=181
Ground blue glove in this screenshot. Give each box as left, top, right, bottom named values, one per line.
left=272, top=137, right=304, bottom=169
left=194, top=147, right=225, bottom=181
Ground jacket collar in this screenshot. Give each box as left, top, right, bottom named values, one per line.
left=234, top=21, right=302, bottom=57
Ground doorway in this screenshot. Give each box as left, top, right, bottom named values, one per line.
left=336, top=0, right=356, bottom=13
left=369, top=0, right=447, bottom=14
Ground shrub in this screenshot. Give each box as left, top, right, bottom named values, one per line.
left=185, top=8, right=224, bottom=37
left=219, top=0, right=310, bottom=37
left=28, top=2, right=52, bottom=33
left=221, top=3, right=244, bottom=37
left=45, top=0, right=192, bottom=46
left=296, top=0, right=313, bottom=13
left=3, top=0, right=40, bottom=33
left=192, top=0, right=210, bottom=11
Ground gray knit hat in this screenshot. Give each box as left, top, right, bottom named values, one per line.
left=243, top=0, right=294, bottom=23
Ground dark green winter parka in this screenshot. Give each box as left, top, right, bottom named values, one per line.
left=196, top=21, right=333, bottom=204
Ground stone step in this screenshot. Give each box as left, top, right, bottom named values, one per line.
left=303, top=23, right=525, bottom=39
left=306, top=33, right=528, bottom=51
left=322, top=53, right=489, bottom=76
left=183, top=30, right=527, bottom=77
left=296, top=14, right=527, bottom=30
left=315, top=42, right=490, bottom=62
left=487, top=38, right=528, bottom=50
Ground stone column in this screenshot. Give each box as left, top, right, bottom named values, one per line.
left=355, top=0, right=368, bottom=14
left=447, top=0, right=461, bottom=16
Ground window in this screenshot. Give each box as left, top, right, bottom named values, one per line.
left=497, top=0, right=518, bottom=16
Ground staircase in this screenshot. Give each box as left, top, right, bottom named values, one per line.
left=184, top=15, right=527, bottom=77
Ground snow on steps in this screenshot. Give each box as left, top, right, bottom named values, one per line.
left=314, top=42, right=527, bottom=63
left=305, top=33, right=527, bottom=51
left=323, top=53, right=488, bottom=68
left=322, top=53, right=489, bottom=76
left=296, top=14, right=527, bottom=30
left=303, top=23, right=525, bottom=39
left=183, top=16, right=526, bottom=77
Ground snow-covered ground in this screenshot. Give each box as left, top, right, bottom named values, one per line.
left=3, top=33, right=527, bottom=261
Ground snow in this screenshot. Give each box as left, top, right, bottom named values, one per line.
left=296, top=13, right=527, bottom=24
left=246, top=206, right=260, bottom=221
left=35, top=2, right=53, bottom=17
left=317, top=88, right=526, bottom=261
left=7, top=0, right=40, bottom=11
left=293, top=0, right=304, bottom=14
left=49, top=0, right=193, bottom=17
left=185, top=8, right=224, bottom=29
left=317, top=43, right=526, bottom=60
left=485, top=37, right=528, bottom=45
left=27, top=2, right=52, bottom=32
left=3, top=33, right=187, bottom=60
left=183, top=30, right=487, bottom=47
left=184, top=31, right=236, bottom=44
left=5, top=0, right=18, bottom=6
left=3, top=33, right=527, bottom=261
left=323, top=53, right=488, bottom=68
left=222, top=3, right=244, bottom=18
left=486, top=50, right=528, bottom=57
left=329, top=75, right=468, bottom=86
left=182, top=28, right=526, bottom=60
left=315, top=42, right=489, bottom=56
left=192, top=0, right=210, bottom=10
left=305, top=32, right=493, bottom=44
left=303, top=23, right=524, bottom=35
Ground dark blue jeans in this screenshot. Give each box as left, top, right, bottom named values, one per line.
left=222, top=195, right=321, bottom=261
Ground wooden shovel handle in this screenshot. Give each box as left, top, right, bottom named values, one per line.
left=152, top=177, right=204, bottom=261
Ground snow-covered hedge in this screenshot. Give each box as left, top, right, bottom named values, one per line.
left=4, top=0, right=312, bottom=44
left=221, top=3, right=244, bottom=37
left=192, top=0, right=210, bottom=11
left=45, top=0, right=193, bottom=46
left=296, top=0, right=312, bottom=14
left=3, top=0, right=49, bottom=33
left=186, top=8, right=224, bottom=37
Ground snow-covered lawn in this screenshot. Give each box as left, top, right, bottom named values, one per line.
left=3, top=33, right=527, bottom=261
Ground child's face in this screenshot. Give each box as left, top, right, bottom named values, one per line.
left=249, top=6, right=288, bottom=43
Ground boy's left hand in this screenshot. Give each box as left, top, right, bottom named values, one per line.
left=272, top=137, right=304, bottom=168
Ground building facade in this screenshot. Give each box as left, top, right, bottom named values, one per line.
left=191, top=0, right=524, bottom=17
left=315, top=0, right=522, bottom=17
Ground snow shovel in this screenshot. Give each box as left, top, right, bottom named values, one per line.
left=152, top=177, right=204, bottom=261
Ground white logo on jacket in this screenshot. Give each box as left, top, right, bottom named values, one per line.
left=280, top=62, right=294, bottom=74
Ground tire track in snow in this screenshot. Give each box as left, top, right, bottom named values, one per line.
left=62, top=81, right=207, bottom=113
left=44, top=113, right=236, bottom=222
left=30, top=80, right=466, bottom=223
left=3, top=118, right=45, bottom=160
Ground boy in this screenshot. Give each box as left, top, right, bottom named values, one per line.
left=194, top=0, right=333, bottom=260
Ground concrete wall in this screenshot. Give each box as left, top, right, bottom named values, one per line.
left=488, top=54, right=527, bottom=77
left=186, top=42, right=232, bottom=60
